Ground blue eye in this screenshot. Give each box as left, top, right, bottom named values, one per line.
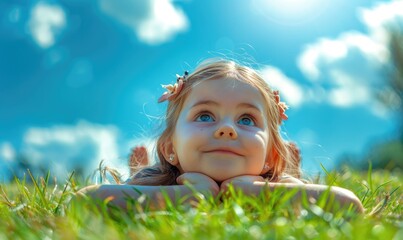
left=238, top=116, right=255, bottom=126
left=196, top=113, right=214, bottom=122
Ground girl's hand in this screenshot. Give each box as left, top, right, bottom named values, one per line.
left=220, top=175, right=265, bottom=193
left=176, top=172, right=220, bottom=197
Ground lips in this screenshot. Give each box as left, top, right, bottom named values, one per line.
left=204, top=147, right=243, bottom=156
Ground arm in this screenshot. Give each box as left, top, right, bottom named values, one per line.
left=277, top=174, right=305, bottom=184
left=221, top=176, right=364, bottom=213
left=77, top=173, right=219, bottom=211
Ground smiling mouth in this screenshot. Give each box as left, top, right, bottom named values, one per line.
left=206, top=149, right=242, bottom=156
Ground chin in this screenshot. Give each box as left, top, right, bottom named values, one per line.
left=206, top=172, right=238, bottom=182
left=200, top=163, right=247, bottom=181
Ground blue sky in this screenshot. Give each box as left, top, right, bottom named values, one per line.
left=1, top=0, right=402, bottom=181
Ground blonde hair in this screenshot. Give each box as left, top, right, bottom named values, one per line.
left=130, top=58, right=301, bottom=185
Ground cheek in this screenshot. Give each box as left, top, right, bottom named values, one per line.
left=248, top=132, right=270, bottom=159
left=173, top=125, right=203, bottom=156
left=247, top=131, right=269, bottom=147
left=255, top=141, right=269, bottom=162
left=176, top=124, right=208, bottom=142
left=174, top=126, right=192, bottom=145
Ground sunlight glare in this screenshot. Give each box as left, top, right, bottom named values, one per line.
left=252, top=0, right=330, bottom=25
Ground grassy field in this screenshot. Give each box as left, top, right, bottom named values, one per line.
left=0, top=166, right=402, bottom=240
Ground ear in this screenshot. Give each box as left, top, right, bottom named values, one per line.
left=261, top=144, right=276, bottom=174
left=159, top=138, right=179, bottom=166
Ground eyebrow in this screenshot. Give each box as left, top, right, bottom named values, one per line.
left=190, top=100, right=262, bottom=112
left=238, top=103, right=262, bottom=112
left=190, top=100, right=219, bottom=109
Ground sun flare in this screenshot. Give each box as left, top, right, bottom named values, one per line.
left=252, top=0, right=330, bottom=25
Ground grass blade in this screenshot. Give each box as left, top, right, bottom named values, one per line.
left=27, top=169, right=47, bottom=207
left=54, top=171, right=75, bottom=214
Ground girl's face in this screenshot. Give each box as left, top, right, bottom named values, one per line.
left=172, top=78, right=270, bottom=182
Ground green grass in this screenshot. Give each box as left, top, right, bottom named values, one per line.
left=0, top=167, right=402, bottom=240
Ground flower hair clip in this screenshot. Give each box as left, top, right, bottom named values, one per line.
left=273, top=90, right=289, bottom=123
left=158, top=71, right=189, bottom=103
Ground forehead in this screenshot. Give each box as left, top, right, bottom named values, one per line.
left=184, top=78, right=267, bottom=109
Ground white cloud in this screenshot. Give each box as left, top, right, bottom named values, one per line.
left=260, top=66, right=304, bottom=107
left=29, top=2, right=66, bottom=48
left=99, top=0, right=188, bottom=45
left=327, top=70, right=371, bottom=107
left=22, top=120, right=121, bottom=177
left=298, top=37, right=348, bottom=80
left=360, top=0, right=403, bottom=43
left=297, top=0, right=403, bottom=116
left=298, top=32, right=388, bottom=81
left=0, top=142, right=16, bottom=161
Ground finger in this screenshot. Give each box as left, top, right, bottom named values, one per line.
left=176, top=174, right=184, bottom=185
left=254, top=176, right=265, bottom=182
left=219, top=180, right=231, bottom=193
left=176, top=173, right=192, bottom=185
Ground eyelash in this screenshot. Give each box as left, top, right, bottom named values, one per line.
left=194, top=111, right=258, bottom=126
left=238, top=114, right=257, bottom=126
left=195, top=111, right=215, bottom=122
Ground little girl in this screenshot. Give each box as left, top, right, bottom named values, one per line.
left=79, top=59, right=364, bottom=213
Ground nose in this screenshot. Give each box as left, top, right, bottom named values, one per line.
left=214, top=122, right=238, bottom=140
